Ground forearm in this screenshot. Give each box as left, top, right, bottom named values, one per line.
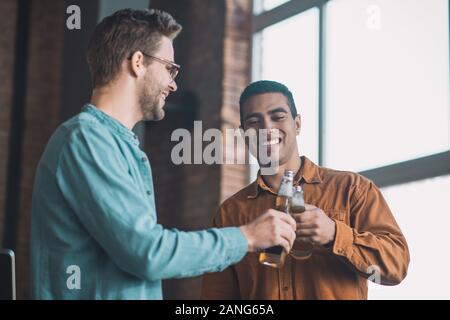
left=131, top=226, right=248, bottom=282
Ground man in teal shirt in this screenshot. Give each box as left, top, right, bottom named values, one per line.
left=31, top=9, right=296, bottom=299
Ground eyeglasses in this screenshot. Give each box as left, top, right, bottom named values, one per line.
left=128, top=51, right=180, bottom=81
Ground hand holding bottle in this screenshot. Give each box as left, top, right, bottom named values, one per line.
left=292, top=203, right=336, bottom=246
left=240, top=208, right=297, bottom=253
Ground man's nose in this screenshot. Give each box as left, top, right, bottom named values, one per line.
left=169, top=80, right=177, bottom=92
left=261, top=117, right=275, bottom=130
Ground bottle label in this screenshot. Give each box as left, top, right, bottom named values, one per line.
left=278, top=180, right=293, bottom=197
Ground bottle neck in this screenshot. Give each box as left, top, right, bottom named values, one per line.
left=261, top=157, right=302, bottom=192
left=278, top=177, right=293, bottom=197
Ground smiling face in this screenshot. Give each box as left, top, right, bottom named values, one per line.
left=241, top=92, right=301, bottom=167
left=139, top=36, right=178, bottom=121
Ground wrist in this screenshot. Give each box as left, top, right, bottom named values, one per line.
left=239, top=225, right=254, bottom=252
left=323, top=219, right=337, bottom=247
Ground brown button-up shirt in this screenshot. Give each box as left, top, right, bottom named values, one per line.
left=202, top=156, right=409, bottom=300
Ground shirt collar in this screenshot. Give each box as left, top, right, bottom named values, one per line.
left=82, top=104, right=140, bottom=145
left=247, top=156, right=322, bottom=199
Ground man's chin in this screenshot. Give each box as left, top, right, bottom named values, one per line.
left=142, top=103, right=165, bottom=121
left=154, top=110, right=165, bottom=121
left=255, top=144, right=281, bottom=158
left=155, top=104, right=166, bottom=120
left=154, top=101, right=166, bottom=120
left=144, top=110, right=165, bottom=121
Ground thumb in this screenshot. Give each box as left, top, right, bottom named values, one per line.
left=305, top=203, right=317, bottom=211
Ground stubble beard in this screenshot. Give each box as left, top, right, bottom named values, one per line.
left=139, top=74, right=165, bottom=121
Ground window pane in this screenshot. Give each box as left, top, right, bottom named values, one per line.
left=252, top=8, right=320, bottom=171
left=368, top=175, right=450, bottom=299
left=325, top=0, right=449, bottom=172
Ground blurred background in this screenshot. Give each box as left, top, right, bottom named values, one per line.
left=0, top=0, right=449, bottom=300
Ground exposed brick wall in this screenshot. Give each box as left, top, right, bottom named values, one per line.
left=221, top=0, right=252, bottom=203
left=14, top=0, right=65, bottom=299
left=0, top=0, right=18, bottom=248
left=147, top=0, right=252, bottom=299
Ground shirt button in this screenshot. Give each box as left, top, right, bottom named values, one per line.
left=146, top=190, right=152, bottom=195
left=141, top=157, right=147, bottom=162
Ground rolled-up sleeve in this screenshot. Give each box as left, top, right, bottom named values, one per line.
left=55, top=124, right=248, bottom=282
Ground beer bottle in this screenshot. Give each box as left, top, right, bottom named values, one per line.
left=258, top=170, right=294, bottom=268
left=290, top=185, right=313, bottom=259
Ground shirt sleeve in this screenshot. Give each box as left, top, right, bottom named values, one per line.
left=201, top=205, right=242, bottom=299
left=55, top=124, right=248, bottom=282
left=331, top=177, right=410, bottom=285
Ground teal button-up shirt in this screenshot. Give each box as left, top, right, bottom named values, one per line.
left=31, top=104, right=248, bottom=300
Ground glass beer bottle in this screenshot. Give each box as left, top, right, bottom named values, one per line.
left=258, top=170, right=294, bottom=268
left=290, top=185, right=313, bottom=259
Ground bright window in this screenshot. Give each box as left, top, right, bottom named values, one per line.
left=325, top=0, right=450, bottom=172
left=369, top=175, right=450, bottom=299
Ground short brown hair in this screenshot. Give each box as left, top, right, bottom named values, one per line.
left=87, top=8, right=182, bottom=87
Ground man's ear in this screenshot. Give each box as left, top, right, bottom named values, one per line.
left=129, top=51, right=147, bottom=78
left=295, top=114, right=301, bottom=136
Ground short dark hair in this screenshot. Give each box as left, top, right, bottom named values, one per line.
left=87, top=8, right=182, bottom=88
left=239, top=80, right=297, bottom=124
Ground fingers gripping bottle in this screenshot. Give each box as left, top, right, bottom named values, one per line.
left=258, top=170, right=294, bottom=268
left=290, top=185, right=313, bottom=260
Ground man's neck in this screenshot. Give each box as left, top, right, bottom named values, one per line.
left=90, top=82, right=140, bottom=130
left=261, top=155, right=302, bottom=191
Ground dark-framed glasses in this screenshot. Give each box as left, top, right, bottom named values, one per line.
left=128, top=51, right=180, bottom=81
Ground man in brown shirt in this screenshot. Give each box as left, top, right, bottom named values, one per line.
left=201, top=80, right=410, bottom=300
